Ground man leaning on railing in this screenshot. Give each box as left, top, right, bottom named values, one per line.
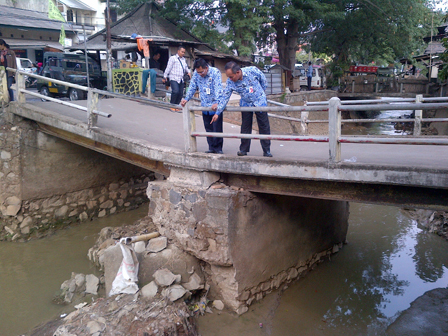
left=181, top=58, right=224, bottom=154
left=213, top=61, right=272, bottom=157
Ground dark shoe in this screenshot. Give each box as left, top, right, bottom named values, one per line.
left=263, top=151, right=273, bottom=157
left=237, top=151, right=247, bottom=156
left=205, top=150, right=215, bottom=153
left=216, top=150, right=224, bottom=154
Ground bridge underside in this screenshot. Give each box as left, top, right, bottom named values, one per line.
left=37, top=122, right=448, bottom=211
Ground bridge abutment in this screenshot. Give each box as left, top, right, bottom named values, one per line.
left=147, top=167, right=349, bottom=313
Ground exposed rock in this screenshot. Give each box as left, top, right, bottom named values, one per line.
left=146, top=236, right=167, bottom=252
left=165, top=284, right=187, bottom=302
left=74, top=274, right=86, bottom=288
left=55, top=205, right=69, bottom=218
left=86, top=320, right=102, bottom=334
left=386, top=288, right=448, bottom=336
left=85, top=274, right=99, bottom=295
left=213, top=300, right=224, bottom=310
left=183, top=272, right=204, bottom=291
left=133, top=241, right=146, bottom=253
left=154, top=268, right=179, bottom=287
left=141, top=281, right=158, bottom=299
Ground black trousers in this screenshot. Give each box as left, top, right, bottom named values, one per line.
left=203, top=113, right=223, bottom=152
left=240, top=111, right=271, bottom=153
left=7, top=76, right=14, bottom=101
left=307, top=76, right=312, bottom=91
left=170, top=80, right=184, bottom=105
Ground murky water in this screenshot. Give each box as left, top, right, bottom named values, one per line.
left=1, top=203, right=447, bottom=336
left=196, top=203, right=448, bottom=336
left=0, top=206, right=148, bottom=336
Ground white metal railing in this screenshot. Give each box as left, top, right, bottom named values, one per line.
left=184, top=95, right=448, bottom=163
left=2, top=67, right=183, bottom=129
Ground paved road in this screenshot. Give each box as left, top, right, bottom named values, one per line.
left=28, top=96, right=448, bottom=172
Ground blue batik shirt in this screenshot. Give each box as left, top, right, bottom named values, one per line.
left=184, top=66, right=223, bottom=115
left=216, top=66, right=267, bottom=115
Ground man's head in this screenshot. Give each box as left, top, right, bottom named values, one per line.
left=308, top=61, right=312, bottom=65
left=224, top=61, right=242, bottom=82
left=194, top=58, right=209, bottom=78
left=153, top=51, right=161, bottom=61
left=0, top=39, right=6, bottom=50
left=177, top=46, right=186, bottom=58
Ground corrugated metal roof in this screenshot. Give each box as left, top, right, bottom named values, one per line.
left=0, top=5, right=70, bottom=31
left=4, top=38, right=64, bottom=50
left=58, top=0, right=96, bottom=12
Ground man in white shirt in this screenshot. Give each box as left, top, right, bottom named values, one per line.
left=163, top=46, right=191, bottom=109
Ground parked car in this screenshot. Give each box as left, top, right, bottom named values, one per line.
left=37, top=52, right=107, bottom=101
left=295, top=65, right=326, bottom=90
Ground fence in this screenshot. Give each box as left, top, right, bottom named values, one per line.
left=3, top=67, right=448, bottom=164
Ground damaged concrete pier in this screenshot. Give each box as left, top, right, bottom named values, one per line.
left=147, top=167, right=349, bottom=313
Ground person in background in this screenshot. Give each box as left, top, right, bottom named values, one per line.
left=149, top=50, right=161, bottom=69
left=0, top=39, right=17, bottom=101
left=307, top=61, right=313, bottom=91
left=163, top=46, right=190, bottom=111
left=181, top=58, right=224, bottom=154
left=214, top=61, right=272, bottom=157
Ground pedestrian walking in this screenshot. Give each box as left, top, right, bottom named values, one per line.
left=214, top=61, right=272, bottom=157
left=181, top=58, right=224, bottom=154
left=163, top=46, right=190, bottom=111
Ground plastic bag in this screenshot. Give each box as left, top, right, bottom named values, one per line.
left=109, top=238, right=139, bottom=296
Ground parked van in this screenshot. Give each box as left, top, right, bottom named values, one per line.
left=294, top=64, right=326, bottom=90
left=16, top=57, right=35, bottom=73
left=37, top=52, right=106, bottom=100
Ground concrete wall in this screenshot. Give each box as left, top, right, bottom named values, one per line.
left=0, top=113, right=153, bottom=240
left=147, top=167, right=349, bottom=313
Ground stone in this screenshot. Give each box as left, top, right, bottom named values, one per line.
left=153, top=268, right=178, bottom=287
left=6, top=196, right=21, bottom=205
left=213, top=300, right=224, bottom=310
left=55, top=205, right=69, bottom=218
left=20, top=216, right=33, bottom=228
left=86, top=321, right=102, bottom=334
left=1, top=151, right=11, bottom=160
left=20, top=226, right=30, bottom=234
left=100, top=200, right=114, bottom=209
left=183, top=272, right=203, bottom=291
left=74, top=274, right=86, bottom=288
left=53, top=326, right=77, bottom=336
left=85, top=274, right=99, bottom=295
left=133, top=241, right=146, bottom=254
left=79, top=212, right=88, bottom=221
left=165, top=284, right=186, bottom=302
left=68, top=209, right=79, bottom=217
left=141, top=281, right=158, bottom=299
left=110, top=207, right=117, bottom=214
left=98, top=209, right=106, bottom=218
left=236, top=306, right=248, bottom=315
left=109, top=183, right=119, bottom=191
left=147, top=237, right=167, bottom=253
left=6, top=205, right=20, bottom=216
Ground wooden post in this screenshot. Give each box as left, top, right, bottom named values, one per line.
left=16, top=71, right=26, bottom=104
left=328, top=97, right=342, bottom=163
left=183, top=100, right=197, bottom=152
left=413, top=94, right=423, bottom=136
left=87, top=89, right=99, bottom=128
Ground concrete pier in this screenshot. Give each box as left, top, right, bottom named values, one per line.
left=147, top=167, right=349, bottom=313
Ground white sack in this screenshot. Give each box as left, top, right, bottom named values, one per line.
left=109, top=239, right=139, bottom=296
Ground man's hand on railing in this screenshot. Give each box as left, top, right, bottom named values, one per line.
left=180, top=99, right=187, bottom=107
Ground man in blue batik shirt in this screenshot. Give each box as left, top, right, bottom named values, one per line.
left=213, top=61, right=272, bottom=157
left=181, top=58, right=224, bottom=154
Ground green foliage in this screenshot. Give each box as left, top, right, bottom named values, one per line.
left=439, top=37, right=448, bottom=81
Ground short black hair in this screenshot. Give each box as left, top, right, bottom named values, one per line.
left=0, top=39, right=5, bottom=46
left=193, top=58, right=208, bottom=69
left=308, top=61, right=312, bottom=65
left=224, top=61, right=241, bottom=73
left=178, top=45, right=186, bottom=51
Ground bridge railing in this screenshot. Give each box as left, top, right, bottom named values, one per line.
left=184, top=96, right=448, bottom=162
left=3, top=67, right=183, bottom=129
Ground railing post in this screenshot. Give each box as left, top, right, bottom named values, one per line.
left=414, top=94, right=423, bottom=136
left=183, top=100, right=197, bottom=152
left=351, top=80, right=355, bottom=93
left=87, top=89, right=99, bottom=128
left=0, top=67, right=8, bottom=103
left=301, top=102, right=309, bottom=135
left=329, top=97, right=341, bottom=163
left=16, top=71, right=26, bottom=104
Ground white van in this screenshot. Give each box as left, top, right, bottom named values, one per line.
left=16, top=57, right=35, bottom=73
left=296, top=65, right=326, bottom=90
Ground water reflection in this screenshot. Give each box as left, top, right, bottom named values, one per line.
left=197, top=203, right=448, bottom=336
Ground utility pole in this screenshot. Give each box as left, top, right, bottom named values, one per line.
left=105, top=0, right=112, bottom=91
left=83, top=25, right=90, bottom=86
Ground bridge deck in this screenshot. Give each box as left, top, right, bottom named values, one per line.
left=13, top=97, right=448, bottom=191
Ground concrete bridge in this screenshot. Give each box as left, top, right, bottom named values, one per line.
left=2, top=69, right=448, bottom=313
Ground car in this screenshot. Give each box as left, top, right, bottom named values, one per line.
left=16, top=57, right=35, bottom=73
left=37, top=52, right=107, bottom=101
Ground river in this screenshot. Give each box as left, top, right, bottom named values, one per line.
left=1, top=203, right=447, bottom=336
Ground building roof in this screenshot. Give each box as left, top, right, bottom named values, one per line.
left=70, top=2, right=211, bottom=51
left=0, top=5, right=70, bottom=31
left=2, top=38, right=64, bottom=50
left=58, top=0, right=96, bottom=12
